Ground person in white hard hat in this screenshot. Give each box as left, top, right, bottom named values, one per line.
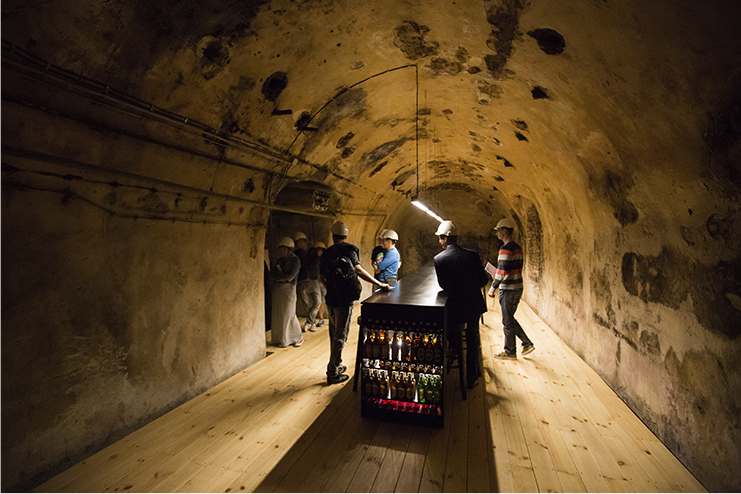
left=374, top=229, right=400, bottom=287
left=488, top=218, right=534, bottom=359
left=433, top=220, right=489, bottom=389
left=320, top=221, right=391, bottom=384
left=371, top=229, right=388, bottom=281
left=269, top=236, right=304, bottom=348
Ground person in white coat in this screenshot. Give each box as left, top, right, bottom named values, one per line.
left=270, top=236, right=304, bottom=348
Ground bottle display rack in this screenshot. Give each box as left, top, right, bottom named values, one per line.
left=357, top=266, right=447, bottom=427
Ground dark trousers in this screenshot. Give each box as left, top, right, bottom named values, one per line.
left=327, top=304, right=353, bottom=377
left=448, top=316, right=482, bottom=384
left=499, top=289, right=532, bottom=355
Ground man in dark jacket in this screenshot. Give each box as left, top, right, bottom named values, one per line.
left=433, top=220, right=489, bottom=389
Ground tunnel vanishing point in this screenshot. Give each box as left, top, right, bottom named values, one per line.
left=2, top=0, right=740, bottom=491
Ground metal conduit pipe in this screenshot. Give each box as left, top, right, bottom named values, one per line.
left=1, top=41, right=378, bottom=197
left=2, top=146, right=335, bottom=219
left=1, top=40, right=289, bottom=165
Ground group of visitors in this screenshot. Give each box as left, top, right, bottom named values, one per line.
left=268, top=226, right=402, bottom=353
left=267, top=232, right=326, bottom=348
left=269, top=216, right=533, bottom=389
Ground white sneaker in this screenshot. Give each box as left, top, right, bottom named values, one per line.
left=294, top=338, right=304, bottom=347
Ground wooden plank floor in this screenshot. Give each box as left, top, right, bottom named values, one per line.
left=35, top=301, right=706, bottom=493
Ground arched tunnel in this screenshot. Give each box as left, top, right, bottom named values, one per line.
left=2, top=0, right=740, bottom=491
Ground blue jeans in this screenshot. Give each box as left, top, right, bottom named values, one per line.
left=499, top=289, right=532, bottom=355
left=327, top=304, right=353, bottom=377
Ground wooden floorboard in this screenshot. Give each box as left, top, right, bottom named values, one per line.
left=35, top=302, right=706, bottom=493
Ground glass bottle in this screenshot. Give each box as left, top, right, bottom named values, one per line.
left=364, top=329, right=373, bottom=359
left=432, top=375, right=441, bottom=404
left=363, top=368, right=372, bottom=396
left=403, top=332, right=412, bottom=362
left=371, top=370, right=380, bottom=398
left=427, top=376, right=436, bottom=404
left=418, top=374, right=427, bottom=404
left=433, top=334, right=443, bottom=364
left=390, top=371, right=398, bottom=400
left=415, top=333, right=425, bottom=363
left=379, top=330, right=389, bottom=361
left=407, top=373, right=416, bottom=401
left=425, top=334, right=434, bottom=364
left=379, top=370, right=389, bottom=399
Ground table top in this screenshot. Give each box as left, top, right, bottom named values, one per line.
left=361, top=264, right=448, bottom=308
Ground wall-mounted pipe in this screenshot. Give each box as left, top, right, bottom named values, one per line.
left=1, top=41, right=378, bottom=198
left=2, top=146, right=334, bottom=219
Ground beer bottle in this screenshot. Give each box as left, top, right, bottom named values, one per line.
left=379, top=330, right=389, bottom=360
left=415, top=334, right=425, bottom=363
left=418, top=374, right=427, bottom=404
left=390, top=371, right=398, bottom=400
left=363, top=368, right=372, bottom=396
left=427, top=376, right=437, bottom=404
left=379, top=370, right=389, bottom=399
left=407, top=373, right=416, bottom=401
left=371, top=370, right=380, bottom=398
left=433, top=376, right=441, bottom=404
left=425, top=334, right=434, bottom=363
left=364, top=329, right=373, bottom=359
left=433, top=334, right=443, bottom=364
left=403, top=333, right=412, bottom=362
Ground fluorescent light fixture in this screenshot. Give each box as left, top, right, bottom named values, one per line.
left=411, top=196, right=443, bottom=222
left=426, top=210, right=444, bottom=222
left=411, top=196, right=429, bottom=212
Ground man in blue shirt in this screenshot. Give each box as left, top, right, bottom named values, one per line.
left=374, top=229, right=400, bottom=287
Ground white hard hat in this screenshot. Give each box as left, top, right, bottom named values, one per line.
left=331, top=221, right=349, bottom=236
left=495, top=218, right=515, bottom=230
left=384, top=229, right=399, bottom=241
left=377, top=229, right=388, bottom=239
left=435, top=220, right=458, bottom=236
left=294, top=231, right=307, bottom=241
left=278, top=236, right=295, bottom=249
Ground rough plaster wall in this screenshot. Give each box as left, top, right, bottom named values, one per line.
left=0, top=183, right=267, bottom=491
left=527, top=134, right=741, bottom=492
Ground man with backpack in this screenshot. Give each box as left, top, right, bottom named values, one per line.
left=320, top=221, right=391, bottom=384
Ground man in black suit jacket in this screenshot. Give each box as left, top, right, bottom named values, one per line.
left=433, top=220, right=489, bottom=389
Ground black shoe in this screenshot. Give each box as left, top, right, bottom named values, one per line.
left=467, top=379, right=479, bottom=389
left=327, top=373, right=349, bottom=385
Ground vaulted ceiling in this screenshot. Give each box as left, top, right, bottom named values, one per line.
left=5, top=0, right=738, bottom=233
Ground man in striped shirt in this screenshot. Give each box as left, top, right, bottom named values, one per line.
left=488, top=218, right=535, bottom=359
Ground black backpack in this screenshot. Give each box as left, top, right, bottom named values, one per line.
left=326, top=255, right=362, bottom=306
